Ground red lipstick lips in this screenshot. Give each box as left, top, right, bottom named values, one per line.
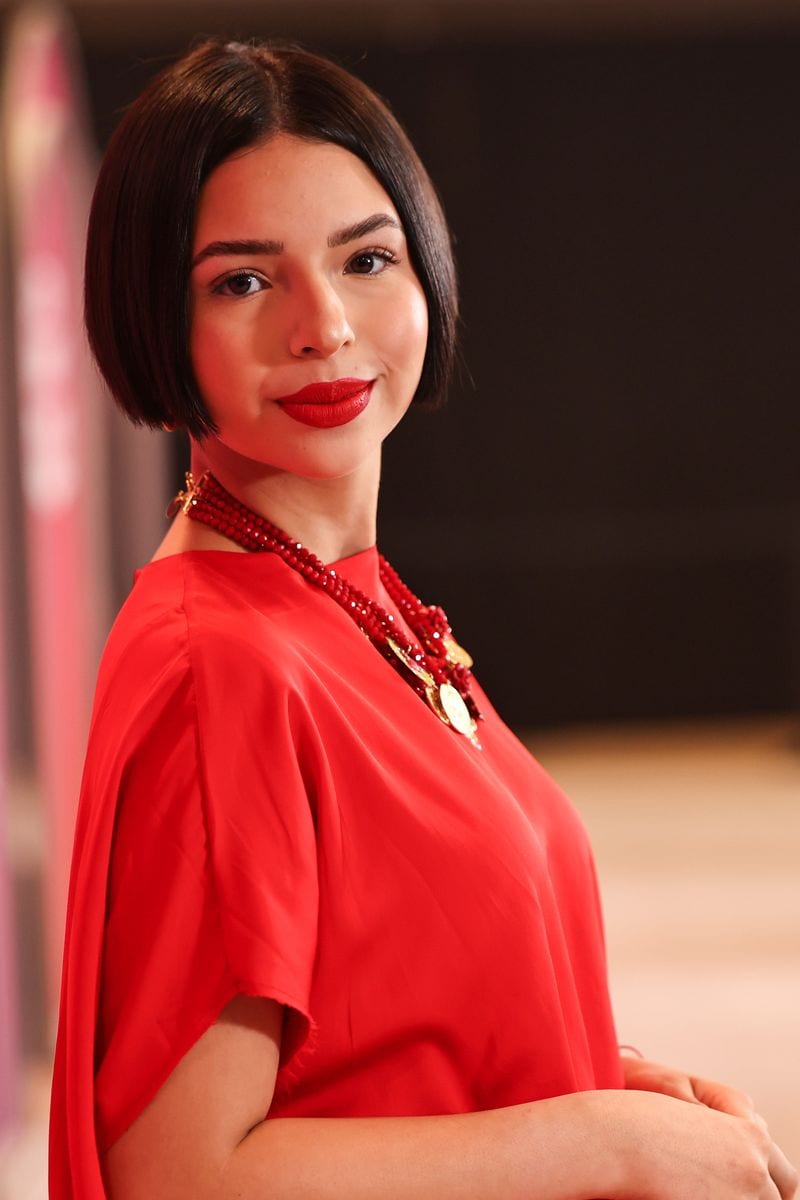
left=277, top=378, right=374, bottom=428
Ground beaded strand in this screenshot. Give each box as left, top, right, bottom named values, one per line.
left=170, top=471, right=482, bottom=739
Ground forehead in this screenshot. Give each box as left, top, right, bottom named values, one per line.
left=194, top=133, right=398, bottom=242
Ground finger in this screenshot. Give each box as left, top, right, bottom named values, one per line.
left=625, top=1073, right=699, bottom=1103
left=690, top=1075, right=756, bottom=1117
left=654, top=1075, right=699, bottom=1104
left=768, top=1141, right=799, bottom=1200
left=621, top=1057, right=701, bottom=1104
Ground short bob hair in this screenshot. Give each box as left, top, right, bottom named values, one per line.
left=85, top=37, right=458, bottom=437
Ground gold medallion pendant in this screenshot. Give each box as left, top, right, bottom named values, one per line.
left=443, top=635, right=474, bottom=669
left=173, top=472, right=484, bottom=749
left=437, top=683, right=478, bottom=738
left=387, top=638, right=433, bottom=684
left=426, top=682, right=482, bottom=749
left=387, top=637, right=481, bottom=748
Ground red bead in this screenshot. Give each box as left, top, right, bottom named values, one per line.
left=178, top=470, right=480, bottom=725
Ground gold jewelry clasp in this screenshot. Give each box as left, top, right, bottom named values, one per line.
left=166, top=471, right=199, bottom=518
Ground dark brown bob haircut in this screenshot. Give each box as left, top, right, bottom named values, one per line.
left=85, top=37, right=458, bottom=437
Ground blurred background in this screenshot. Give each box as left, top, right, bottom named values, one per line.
left=0, top=0, right=799, bottom=1193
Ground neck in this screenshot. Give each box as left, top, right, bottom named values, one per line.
left=188, top=441, right=381, bottom=566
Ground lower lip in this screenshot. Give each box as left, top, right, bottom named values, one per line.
left=279, top=385, right=372, bottom=429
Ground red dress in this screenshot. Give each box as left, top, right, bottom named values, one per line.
left=50, top=547, right=623, bottom=1197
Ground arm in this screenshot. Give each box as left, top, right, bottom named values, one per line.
left=104, top=996, right=798, bottom=1200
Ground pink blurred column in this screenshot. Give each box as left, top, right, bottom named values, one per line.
left=0, top=25, right=21, bottom=1133
left=3, top=5, right=108, bottom=1023
left=0, top=490, right=20, bottom=1131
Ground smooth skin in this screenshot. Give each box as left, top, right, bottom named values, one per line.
left=103, top=994, right=797, bottom=1200
left=126, top=135, right=797, bottom=1198
left=156, top=134, right=427, bottom=567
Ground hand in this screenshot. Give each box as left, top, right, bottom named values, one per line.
left=620, top=1051, right=756, bottom=1117
left=613, top=1087, right=799, bottom=1200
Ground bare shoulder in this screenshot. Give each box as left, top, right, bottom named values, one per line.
left=103, top=995, right=283, bottom=1200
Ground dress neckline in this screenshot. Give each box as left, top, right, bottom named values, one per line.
left=134, top=544, right=414, bottom=640
left=135, top=544, right=380, bottom=592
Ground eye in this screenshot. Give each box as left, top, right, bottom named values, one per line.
left=212, top=271, right=269, bottom=297
left=345, top=247, right=398, bottom=276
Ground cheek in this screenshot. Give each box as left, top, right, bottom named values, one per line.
left=378, top=285, right=429, bottom=371
left=189, top=315, right=217, bottom=389
left=189, top=313, right=252, bottom=395
left=409, top=292, right=430, bottom=363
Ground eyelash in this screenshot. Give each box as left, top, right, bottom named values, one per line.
left=211, top=271, right=268, bottom=298
left=210, top=245, right=400, bottom=297
left=345, top=246, right=399, bottom=275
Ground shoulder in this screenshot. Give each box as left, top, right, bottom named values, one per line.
left=94, top=551, right=323, bottom=745
left=82, top=552, right=322, bottom=838
left=102, top=551, right=308, bottom=676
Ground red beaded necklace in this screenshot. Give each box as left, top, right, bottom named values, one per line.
left=169, top=471, right=482, bottom=748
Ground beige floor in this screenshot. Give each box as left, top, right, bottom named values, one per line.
left=527, top=714, right=800, bottom=1162
left=1, top=714, right=798, bottom=1195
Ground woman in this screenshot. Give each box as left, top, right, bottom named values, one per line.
left=50, top=37, right=796, bottom=1200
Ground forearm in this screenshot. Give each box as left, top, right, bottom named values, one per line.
left=223, top=1089, right=626, bottom=1200
left=104, top=996, right=792, bottom=1200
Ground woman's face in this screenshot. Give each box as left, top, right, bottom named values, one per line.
left=188, top=133, right=428, bottom=480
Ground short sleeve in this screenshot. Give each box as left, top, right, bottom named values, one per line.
left=192, top=618, right=321, bottom=1051
left=93, top=623, right=319, bottom=1152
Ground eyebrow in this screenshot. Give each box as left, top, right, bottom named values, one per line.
left=190, top=212, right=401, bottom=269
left=328, top=213, right=401, bottom=247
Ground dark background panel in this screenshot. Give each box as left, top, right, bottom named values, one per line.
left=68, top=14, right=800, bottom=725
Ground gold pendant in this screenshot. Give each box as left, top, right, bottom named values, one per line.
left=387, top=637, right=435, bottom=686
left=438, top=683, right=478, bottom=739
left=426, top=682, right=481, bottom=749
left=443, top=635, right=474, bottom=669
left=389, top=639, right=481, bottom=748
left=424, top=681, right=448, bottom=723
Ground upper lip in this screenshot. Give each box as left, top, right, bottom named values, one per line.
left=274, top=378, right=373, bottom=405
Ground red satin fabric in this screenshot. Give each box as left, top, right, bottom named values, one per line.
left=50, top=547, right=623, bottom=1197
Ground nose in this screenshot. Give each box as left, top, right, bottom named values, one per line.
left=287, top=276, right=354, bottom=359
